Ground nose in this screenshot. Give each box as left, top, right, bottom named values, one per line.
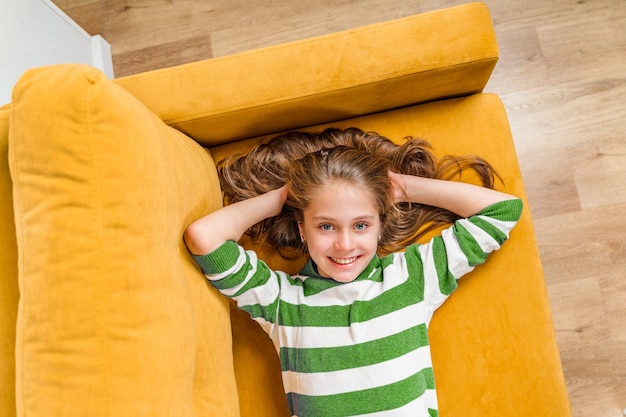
left=334, top=230, right=355, bottom=251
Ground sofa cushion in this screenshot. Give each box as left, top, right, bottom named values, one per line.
left=9, top=64, right=239, bottom=417
left=0, top=108, right=18, bottom=417
left=211, top=93, right=571, bottom=417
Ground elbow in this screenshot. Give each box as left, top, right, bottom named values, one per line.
left=183, top=221, right=205, bottom=256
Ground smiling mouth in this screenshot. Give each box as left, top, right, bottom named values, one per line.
left=330, top=256, right=359, bottom=265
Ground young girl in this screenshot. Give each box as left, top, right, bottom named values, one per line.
left=184, top=128, right=523, bottom=417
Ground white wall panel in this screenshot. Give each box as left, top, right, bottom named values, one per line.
left=0, top=0, right=113, bottom=105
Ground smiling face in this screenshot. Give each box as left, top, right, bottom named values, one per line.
left=298, top=180, right=381, bottom=283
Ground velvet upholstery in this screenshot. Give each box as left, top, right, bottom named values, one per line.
left=1, top=3, right=571, bottom=416
left=210, top=94, right=571, bottom=416
left=0, top=108, right=18, bottom=417
left=114, top=2, right=499, bottom=147
left=8, top=65, right=238, bottom=417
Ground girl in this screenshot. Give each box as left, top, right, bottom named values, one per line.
left=184, top=128, right=523, bottom=417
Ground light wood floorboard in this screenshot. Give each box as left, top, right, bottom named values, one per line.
left=52, top=1, right=626, bottom=415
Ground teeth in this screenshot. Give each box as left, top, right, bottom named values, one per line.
left=331, top=257, right=357, bottom=265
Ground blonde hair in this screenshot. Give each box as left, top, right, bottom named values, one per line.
left=218, top=127, right=498, bottom=257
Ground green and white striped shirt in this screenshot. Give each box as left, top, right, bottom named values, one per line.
left=192, top=199, right=523, bottom=417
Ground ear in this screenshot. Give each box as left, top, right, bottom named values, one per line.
left=297, top=222, right=305, bottom=241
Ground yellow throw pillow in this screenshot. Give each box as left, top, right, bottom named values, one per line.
left=9, top=64, right=239, bottom=417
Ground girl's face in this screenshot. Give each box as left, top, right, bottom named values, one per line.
left=298, top=181, right=381, bottom=283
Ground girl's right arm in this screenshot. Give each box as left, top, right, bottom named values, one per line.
left=184, top=186, right=287, bottom=256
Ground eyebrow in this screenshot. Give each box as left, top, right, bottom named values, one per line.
left=311, top=215, right=377, bottom=222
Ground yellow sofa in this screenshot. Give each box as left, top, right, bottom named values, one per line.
left=1, top=3, right=571, bottom=416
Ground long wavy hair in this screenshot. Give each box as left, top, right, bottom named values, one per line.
left=218, top=127, right=499, bottom=257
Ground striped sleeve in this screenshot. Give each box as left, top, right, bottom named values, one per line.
left=191, top=240, right=283, bottom=335
left=413, top=198, right=523, bottom=311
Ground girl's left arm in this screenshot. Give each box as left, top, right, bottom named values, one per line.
left=389, top=172, right=519, bottom=217
left=394, top=173, right=523, bottom=311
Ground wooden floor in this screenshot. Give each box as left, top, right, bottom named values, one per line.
left=52, top=1, right=626, bottom=415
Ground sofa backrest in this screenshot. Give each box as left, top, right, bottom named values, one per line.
left=115, top=2, right=498, bottom=147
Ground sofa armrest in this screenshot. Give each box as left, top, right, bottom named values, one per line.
left=0, top=108, right=18, bottom=417
left=115, top=2, right=498, bottom=147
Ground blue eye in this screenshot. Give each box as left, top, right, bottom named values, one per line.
left=354, top=222, right=368, bottom=231
left=320, top=224, right=334, bottom=231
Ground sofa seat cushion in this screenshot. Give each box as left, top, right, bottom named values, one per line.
left=9, top=64, right=239, bottom=417
left=211, top=93, right=571, bottom=417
